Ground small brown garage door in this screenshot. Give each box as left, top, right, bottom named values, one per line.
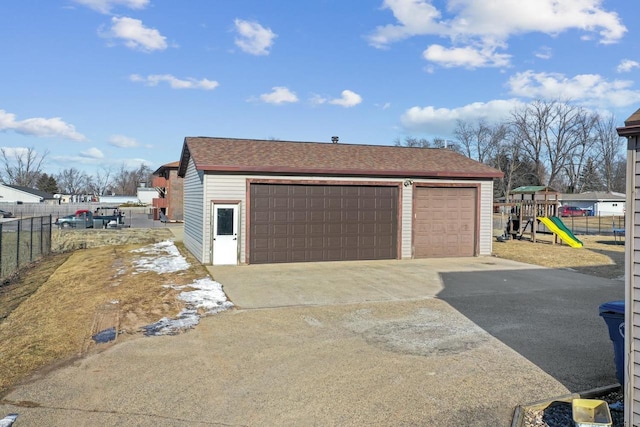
left=414, top=187, right=476, bottom=257
left=250, top=184, right=397, bottom=264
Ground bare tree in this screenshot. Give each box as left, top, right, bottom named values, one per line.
left=562, top=111, right=598, bottom=193
left=393, top=137, right=431, bottom=148
left=453, top=119, right=506, bottom=164
left=0, top=147, right=48, bottom=187
left=56, top=168, right=89, bottom=196
left=510, top=100, right=594, bottom=189
left=111, top=163, right=153, bottom=195
left=87, top=166, right=114, bottom=196
left=593, top=114, right=625, bottom=192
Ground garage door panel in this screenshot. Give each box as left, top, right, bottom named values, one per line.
left=250, top=184, right=397, bottom=264
left=414, top=187, right=476, bottom=258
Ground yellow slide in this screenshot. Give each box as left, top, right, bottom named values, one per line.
left=537, top=217, right=583, bottom=248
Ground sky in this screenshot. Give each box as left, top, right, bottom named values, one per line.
left=0, top=0, right=638, bottom=178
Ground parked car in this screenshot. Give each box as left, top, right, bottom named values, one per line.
left=0, top=209, right=14, bottom=218
left=55, top=212, right=94, bottom=228
left=559, top=205, right=588, bottom=217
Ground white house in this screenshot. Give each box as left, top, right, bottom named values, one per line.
left=136, top=186, right=158, bottom=205
left=0, top=184, right=56, bottom=204
left=560, top=191, right=625, bottom=216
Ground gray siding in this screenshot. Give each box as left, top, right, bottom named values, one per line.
left=630, top=135, right=638, bottom=425
left=479, top=180, right=494, bottom=256
left=401, top=185, right=412, bottom=258
left=183, top=158, right=205, bottom=263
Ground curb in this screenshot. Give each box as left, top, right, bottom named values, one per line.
left=511, top=384, right=621, bottom=427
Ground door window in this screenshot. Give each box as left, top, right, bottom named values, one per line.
left=216, top=208, right=234, bottom=236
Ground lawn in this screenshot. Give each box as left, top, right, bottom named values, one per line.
left=491, top=233, right=625, bottom=280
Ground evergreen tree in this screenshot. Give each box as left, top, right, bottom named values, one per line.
left=36, top=173, right=58, bottom=194
left=579, top=157, right=604, bottom=192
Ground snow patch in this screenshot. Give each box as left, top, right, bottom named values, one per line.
left=130, top=240, right=190, bottom=274
left=143, top=277, right=233, bottom=336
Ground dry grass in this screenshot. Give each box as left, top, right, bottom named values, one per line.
left=0, top=241, right=210, bottom=396
left=492, top=233, right=625, bottom=280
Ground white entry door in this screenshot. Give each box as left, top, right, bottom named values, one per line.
left=212, top=204, right=238, bottom=265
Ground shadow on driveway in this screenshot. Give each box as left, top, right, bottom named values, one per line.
left=437, top=267, right=623, bottom=391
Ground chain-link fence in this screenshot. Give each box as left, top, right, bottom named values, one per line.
left=0, top=215, right=52, bottom=281
left=493, top=213, right=625, bottom=236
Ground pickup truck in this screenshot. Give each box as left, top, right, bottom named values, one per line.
left=55, top=208, right=125, bottom=229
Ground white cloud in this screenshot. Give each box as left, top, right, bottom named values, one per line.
left=0, top=109, right=86, bottom=141
left=234, top=19, right=277, bottom=55
left=617, top=59, right=640, bottom=73
left=368, top=0, right=445, bottom=48
left=100, top=16, right=167, bottom=52
left=129, top=74, right=219, bottom=90
left=80, top=147, right=104, bottom=159
left=534, top=46, right=553, bottom=60
left=507, top=70, right=640, bottom=108
left=109, top=134, right=139, bottom=148
left=72, top=0, right=149, bottom=14
left=258, top=87, right=298, bottom=105
left=400, top=99, right=522, bottom=134
left=423, top=44, right=510, bottom=68
left=329, top=90, right=363, bottom=107
left=369, top=0, right=626, bottom=68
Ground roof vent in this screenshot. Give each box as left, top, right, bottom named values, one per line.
left=331, top=136, right=339, bottom=144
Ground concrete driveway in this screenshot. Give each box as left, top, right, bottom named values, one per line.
left=0, top=257, right=623, bottom=426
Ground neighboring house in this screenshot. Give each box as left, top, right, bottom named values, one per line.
left=137, top=185, right=159, bottom=206
left=177, top=137, right=503, bottom=266
left=0, top=184, right=57, bottom=204
left=560, top=192, right=625, bottom=216
left=98, top=195, right=139, bottom=204
left=616, top=108, right=640, bottom=426
left=152, top=161, right=184, bottom=221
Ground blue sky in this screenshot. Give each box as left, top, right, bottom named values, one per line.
left=0, top=0, right=638, bottom=177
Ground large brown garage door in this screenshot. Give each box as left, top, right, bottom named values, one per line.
left=414, top=187, right=476, bottom=257
left=250, top=184, right=397, bottom=264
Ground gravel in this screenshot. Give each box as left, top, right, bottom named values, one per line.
left=523, top=389, right=624, bottom=427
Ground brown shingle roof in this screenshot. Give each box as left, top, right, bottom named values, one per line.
left=617, top=107, right=640, bottom=137
left=153, top=161, right=180, bottom=176
left=178, top=137, right=503, bottom=179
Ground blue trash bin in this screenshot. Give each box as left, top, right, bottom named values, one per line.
left=599, top=300, right=625, bottom=385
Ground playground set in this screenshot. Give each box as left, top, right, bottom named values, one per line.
left=496, top=186, right=583, bottom=248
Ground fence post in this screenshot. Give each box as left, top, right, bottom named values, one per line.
left=40, top=216, right=44, bottom=256
left=0, top=222, right=3, bottom=279
left=29, top=217, right=34, bottom=262
left=16, top=219, right=20, bottom=271
left=48, top=214, right=52, bottom=255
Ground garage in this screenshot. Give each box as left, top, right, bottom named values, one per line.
left=414, top=186, right=477, bottom=257
left=249, top=183, right=398, bottom=264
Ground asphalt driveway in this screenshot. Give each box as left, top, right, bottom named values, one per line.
left=0, top=256, right=624, bottom=426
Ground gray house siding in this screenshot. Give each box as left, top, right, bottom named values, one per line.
left=183, top=158, right=205, bottom=263
left=628, top=136, right=638, bottom=425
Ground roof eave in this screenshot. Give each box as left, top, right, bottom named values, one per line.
left=617, top=124, right=640, bottom=137
left=194, top=165, right=504, bottom=179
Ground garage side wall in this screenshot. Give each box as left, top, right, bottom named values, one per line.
left=479, top=180, right=494, bottom=256
left=183, top=158, right=206, bottom=263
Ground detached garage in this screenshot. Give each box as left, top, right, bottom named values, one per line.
left=177, top=137, right=502, bottom=265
